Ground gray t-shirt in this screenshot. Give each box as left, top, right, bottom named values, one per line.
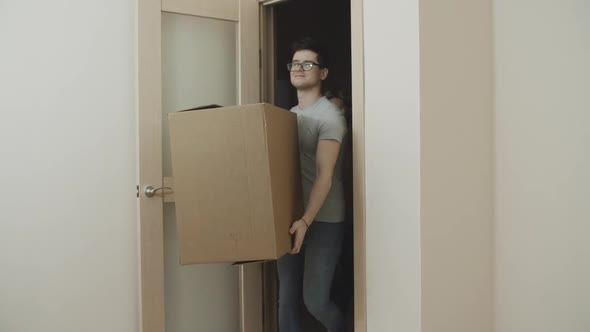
left=291, top=97, right=347, bottom=223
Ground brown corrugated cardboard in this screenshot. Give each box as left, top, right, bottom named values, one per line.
left=168, top=103, right=301, bottom=264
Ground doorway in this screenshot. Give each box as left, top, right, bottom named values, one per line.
left=136, top=1, right=365, bottom=331
left=261, top=1, right=354, bottom=331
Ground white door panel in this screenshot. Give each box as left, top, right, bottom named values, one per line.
left=162, top=12, right=239, bottom=332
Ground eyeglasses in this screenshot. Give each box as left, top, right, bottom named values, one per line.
left=287, top=61, right=323, bottom=71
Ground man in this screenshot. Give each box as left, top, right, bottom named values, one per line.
left=278, top=37, right=348, bottom=332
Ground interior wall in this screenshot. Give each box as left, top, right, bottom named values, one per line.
left=0, top=1, right=137, bottom=331
left=419, top=1, right=494, bottom=331
left=494, top=1, right=590, bottom=331
left=363, top=0, right=422, bottom=331
left=364, top=0, right=495, bottom=331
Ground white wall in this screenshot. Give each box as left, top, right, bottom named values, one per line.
left=364, top=0, right=495, bottom=331
left=364, top=0, right=422, bottom=331
left=0, top=1, right=137, bottom=332
left=495, top=1, right=590, bottom=332
left=419, top=1, right=494, bottom=331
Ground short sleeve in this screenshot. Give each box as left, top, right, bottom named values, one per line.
left=318, top=115, right=347, bottom=143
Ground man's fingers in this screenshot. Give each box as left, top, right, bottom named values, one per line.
left=289, top=239, right=297, bottom=254
left=290, top=236, right=303, bottom=254
left=288, top=223, right=307, bottom=254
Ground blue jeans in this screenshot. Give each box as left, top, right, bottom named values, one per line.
left=277, top=221, right=345, bottom=332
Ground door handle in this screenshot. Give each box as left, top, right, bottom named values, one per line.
left=144, top=185, right=173, bottom=197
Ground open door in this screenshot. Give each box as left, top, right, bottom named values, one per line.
left=138, top=1, right=367, bottom=331
left=136, top=1, right=263, bottom=332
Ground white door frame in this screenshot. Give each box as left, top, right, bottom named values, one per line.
left=350, top=1, right=367, bottom=331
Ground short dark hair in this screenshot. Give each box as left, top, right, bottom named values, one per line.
left=291, top=37, right=330, bottom=68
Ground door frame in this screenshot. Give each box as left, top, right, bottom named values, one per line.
left=135, top=1, right=366, bottom=332
left=350, top=1, right=367, bottom=330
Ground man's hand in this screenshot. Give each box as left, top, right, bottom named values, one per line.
left=289, top=219, right=308, bottom=254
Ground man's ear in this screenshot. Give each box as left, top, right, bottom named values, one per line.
left=320, top=68, right=329, bottom=80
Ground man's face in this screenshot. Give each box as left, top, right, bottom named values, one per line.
left=290, top=50, right=328, bottom=90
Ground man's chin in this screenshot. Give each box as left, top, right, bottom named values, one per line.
left=291, top=82, right=312, bottom=90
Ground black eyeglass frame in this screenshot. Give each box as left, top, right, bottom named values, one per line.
left=287, top=61, right=325, bottom=71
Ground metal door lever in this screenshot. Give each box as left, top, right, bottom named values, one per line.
left=144, top=185, right=172, bottom=197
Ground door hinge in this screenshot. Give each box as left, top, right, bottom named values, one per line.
left=136, top=185, right=139, bottom=198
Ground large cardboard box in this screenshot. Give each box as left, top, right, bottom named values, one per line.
left=168, top=103, right=302, bottom=264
